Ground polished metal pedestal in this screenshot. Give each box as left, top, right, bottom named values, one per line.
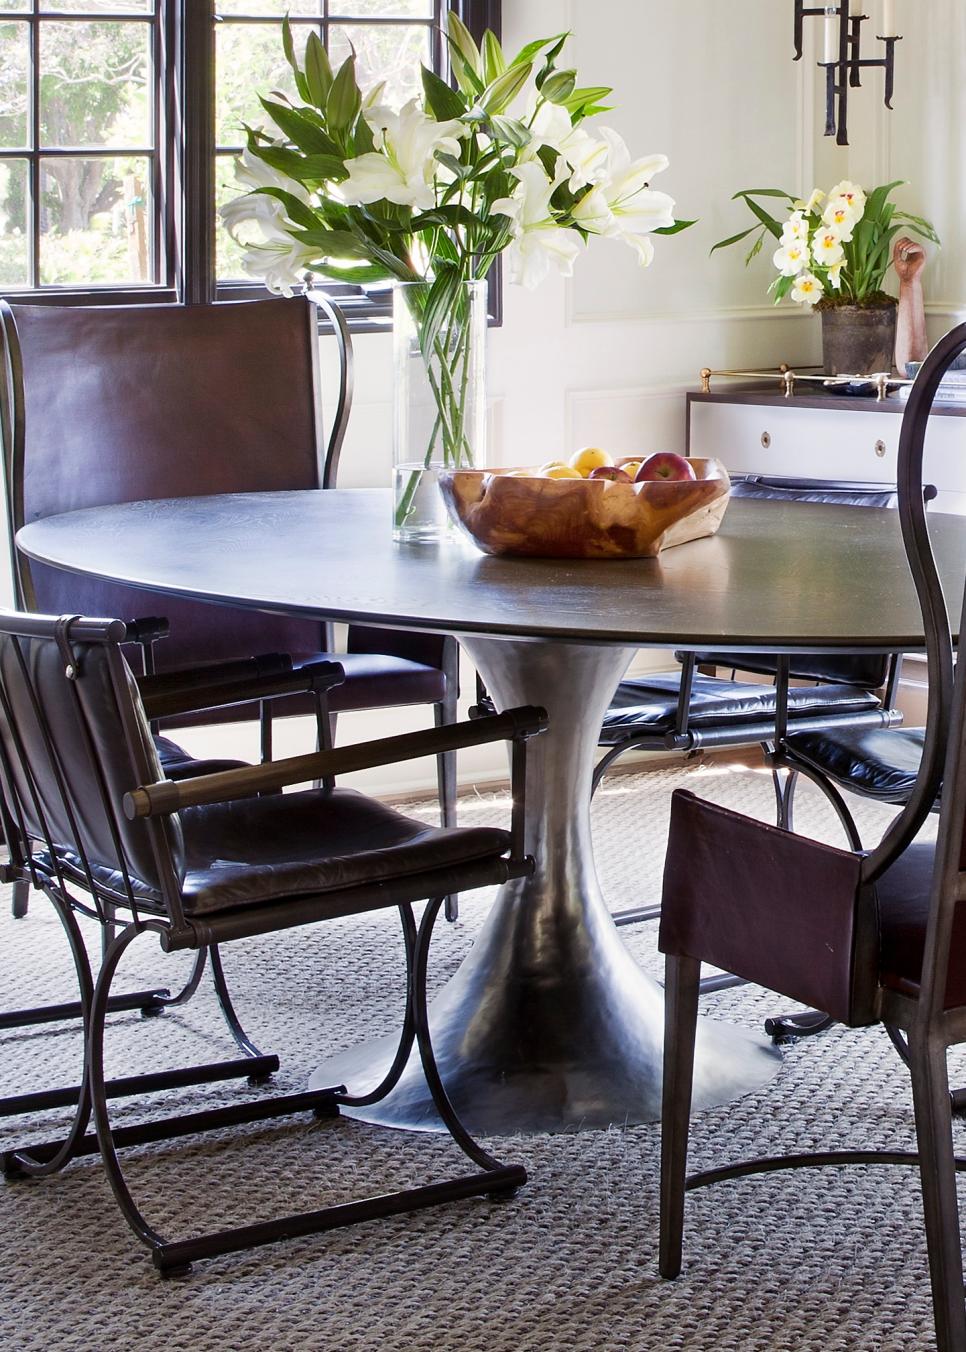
left=310, top=638, right=781, bottom=1135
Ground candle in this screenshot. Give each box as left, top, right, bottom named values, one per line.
left=824, top=8, right=837, bottom=62
left=883, top=0, right=897, bottom=36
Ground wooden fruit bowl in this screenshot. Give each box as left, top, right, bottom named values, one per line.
left=438, top=458, right=731, bottom=559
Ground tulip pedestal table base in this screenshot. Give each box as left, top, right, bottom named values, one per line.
left=311, top=637, right=781, bottom=1136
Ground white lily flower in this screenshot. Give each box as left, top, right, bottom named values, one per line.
left=220, top=144, right=311, bottom=244
left=341, top=100, right=463, bottom=211
left=772, top=240, right=811, bottom=276
left=588, top=127, right=674, bottom=263
left=527, top=101, right=610, bottom=191
left=791, top=271, right=824, bottom=305
left=812, top=227, right=845, bottom=268
left=570, top=185, right=614, bottom=235
left=240, top=222, right=319, bottom=297
left=492, top=160, right=582, bottom=288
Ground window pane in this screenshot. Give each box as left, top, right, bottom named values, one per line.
left=0, top=1, right=29, bottom=11
left=49, top=3, right=153, bottom=11
left=39, top=154, right=153, bottom=285
left=0, top=22, right=30, bottom=149
left=334, top=2, right=434, bottom=16
left=216, top=21, right=308, bottom=147
left=216, top=2, right=320, bottom=14
left=39, top=22, right=152, bottom=150
left=330, top=23, right=429, bottom=106
left=0, top=159, right=29, bottom=287
left=215, top=151, right=250, bottom=282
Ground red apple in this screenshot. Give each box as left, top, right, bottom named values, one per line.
left=635, top=452, right=696, bottom=483
left=589, top=465, right=632, bottom=482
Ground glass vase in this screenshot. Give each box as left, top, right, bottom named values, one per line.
left=392, top=278, right=487, bottom=543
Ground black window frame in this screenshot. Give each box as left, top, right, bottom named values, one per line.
left=0, top=0, right=502, bottom=326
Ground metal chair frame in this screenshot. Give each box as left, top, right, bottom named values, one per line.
left=0, top=610, right=546, bottom=1275
left=659, top=322, right=966, bottom=1352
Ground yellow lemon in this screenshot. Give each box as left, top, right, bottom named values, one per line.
left=568, top=446, right=613, bottom=477
left=621, top=460, right=643, bottom=480
left=538, top=459, right=567, bottom=473
left=542, top=464, right=583, bottom=479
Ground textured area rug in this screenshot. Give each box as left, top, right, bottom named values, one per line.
left=0, top=760, right=958, bottom=1352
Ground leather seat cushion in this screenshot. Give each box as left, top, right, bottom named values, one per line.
left=786, top=726, right=926, bottom=804
left=155, top=735, right=249, bottom=780
left=682, top=650, right=890, bottom=689
left=178, top=788, right=508, bottom=916
left=598, top=672, right=881, bottom=744
left=162, top=652, right=447, bottom=730
left=875, top=840, right=966, bottom=1008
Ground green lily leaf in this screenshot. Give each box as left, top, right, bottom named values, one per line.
left=652, top=218, right=696, bottom=235
left=258, top=98, right=341, bottom=155
left=282, top=17, right=311, bottom=105
left=488, top=114, right=532, bottom=149
left=421, top=66, right=466, bottom=122
left=508, top=32, right=569, bottom=69
left=252, top=186, right=320, bottom=232
left=710, top=225, right=758, bottom=254
left=248, top=141, right=346, bottom=184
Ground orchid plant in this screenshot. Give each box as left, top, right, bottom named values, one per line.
left=221, top=16, right=690, bottom=526
left=712, top=179, right=939, bottom=309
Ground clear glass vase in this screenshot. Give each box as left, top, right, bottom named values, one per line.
left=392, top=278, right=487, bottom=543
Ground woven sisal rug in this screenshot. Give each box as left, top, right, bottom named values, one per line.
left=0, top=760, right=958, bottom=1352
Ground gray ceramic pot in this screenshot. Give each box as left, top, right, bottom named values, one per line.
left=820, top=302, right=897, bottom=376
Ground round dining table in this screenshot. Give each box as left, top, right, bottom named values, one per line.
left=17, top=489, right=966, bottom=1137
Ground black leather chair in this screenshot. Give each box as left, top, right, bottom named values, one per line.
left=0, top=295, right=460, bottom=917
left=592, top=475, right=915, bottom=928
left=657, top=326, right=966, bottom=1352
left=0, top=607, right=546, bottom=1275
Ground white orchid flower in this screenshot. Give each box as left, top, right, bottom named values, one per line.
left=827, top=180, right=867, bottom=215
left=526, top=101, right=610, bottom=191
left=791, top=271, right=824, bottom=305
left=804, top=188, right=826, bottom=214
left=827, top=258, right=844, bottom=290
left=812, top=227, right=845, bottom=268
left=341, top=100, right=463, bottom=211
left=492, top=160, right=582, bottom=289
left=220, top=144, right=311, bottom=244
left=772, top=240, right=811, bottom=276
left=780, top=210, right=809, bottom=244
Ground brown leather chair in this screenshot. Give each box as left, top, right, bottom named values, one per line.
left=0, top=295, right=460, bottom=914
left=0, top=607, right=546, bottom=1274
left=657, top=323, right=966, bottom=1352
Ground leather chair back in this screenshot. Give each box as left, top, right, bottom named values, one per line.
left=0, top=298, right=328, bottom=672
left=0, top=612, right=181, bottom=905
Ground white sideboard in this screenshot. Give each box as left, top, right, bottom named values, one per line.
left=687, top=387, right=966, bottom=515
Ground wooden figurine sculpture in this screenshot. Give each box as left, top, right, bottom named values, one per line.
left=894, top=235, right=928, bottom=374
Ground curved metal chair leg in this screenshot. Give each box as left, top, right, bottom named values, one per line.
left=338, top=905, right=417, bottom=1109
left=780, top=758, right=865, bottom=851
left=208, top=945, right=267, bottom=1063
left=4, top=889, right=95, bottom=1179
left=411, top=896, right=525, bottom=1192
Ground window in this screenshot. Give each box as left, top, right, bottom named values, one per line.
left=0, top=0, right=500, bottom=320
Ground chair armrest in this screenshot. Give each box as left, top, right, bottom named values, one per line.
left=124, top=705, right=548, bottom=819
left=137, top=652, right=292, bottom=705
left=138, top=658, right=344, bottom=721
left=659, top=789, right=876, bottom=1025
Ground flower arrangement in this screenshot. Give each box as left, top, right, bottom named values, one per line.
left=222, top=15, right=690, bottom=301
left=712, top=179, right=939, bottom=310
left=220, top=16, right=691, bottom=535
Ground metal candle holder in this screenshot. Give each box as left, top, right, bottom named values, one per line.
left=793, top=0, right=901, bottom=146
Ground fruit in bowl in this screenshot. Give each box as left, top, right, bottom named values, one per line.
left=438, top=457, right=731, bottom=559
left=569, top=447, right=613, bottom=476
left=635, top=452, right=696, bottom=483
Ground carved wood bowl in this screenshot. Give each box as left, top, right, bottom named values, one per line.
left=438, top=458, right=731, bottom=559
